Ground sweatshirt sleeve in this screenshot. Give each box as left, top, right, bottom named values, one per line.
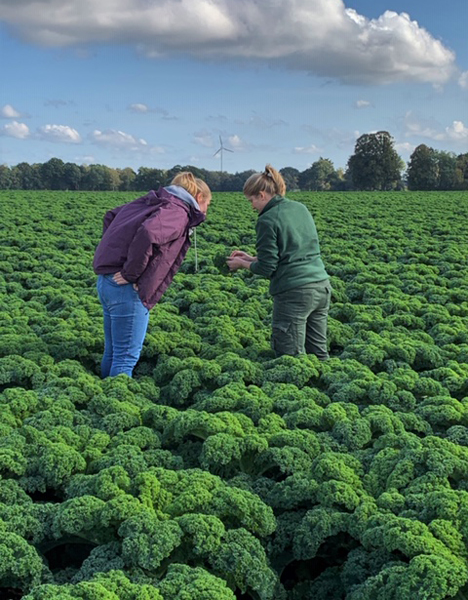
left=249, top=217, right=279, bottom=278
left=120, top=207, right=188, bottom=282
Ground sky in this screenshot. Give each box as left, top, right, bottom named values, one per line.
left=0, top=0, right=467, bottom=174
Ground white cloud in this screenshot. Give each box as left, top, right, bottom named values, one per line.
left=0, top=1, right=457, bottom=85
left=227, top=134, right=244, bottom=150
left=91, top=128, right=164, bottom=153
left=37, top=124, right=82, bottom=143
left=0, top=121, right=30, bottom=139
left=404, top=112, right=468, bottom=143
left=293, top=145, right=320, bottom=155
left=193, top=130, right=214, bottom=148
left=355, top=100, right=372, bottom=109
left=129, top=103, right=149, bottom=113
left=459, top=71, right=468, bottom=90
left=1, top=104, right=22, bottom=118
left=395, top=142, right=416, bottom=154
left=444, top=121, right=468, bottom=141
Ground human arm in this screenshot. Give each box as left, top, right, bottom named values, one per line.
left=249, top=219, right=279, bottom=278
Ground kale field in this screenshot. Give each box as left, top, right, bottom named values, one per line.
left=2, top=189, right=468, bottom=600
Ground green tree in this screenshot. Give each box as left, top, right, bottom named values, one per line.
left=436, top=151, right=459, bottom=190
left=81, top=164, right=108, bottom=190
left=105, top=167, right=121, bottom=191
left=455, top=153, right=468, bottom=190
left=299, top=158, right=336, bottom=191
left=347, top=131, right=402, bottom=190
left=11, top=162, right=41, bottom=189
left=40, top=157, right=65, bottom=189
left=0, top=164, right=13, bottom=189
left=118, top=167, right=137, bottom=191
left=407, top=145, right=439, bottom=190
left=204, top=170, right=223, bottom=192
left=280, top=167, right=300, bottom=191
left=62, top=162, right=82, bottom=190
left=133, top=167, right=165, bottom=191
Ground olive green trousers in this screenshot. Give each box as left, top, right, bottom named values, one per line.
left=271, top=280, right=331, bottom=360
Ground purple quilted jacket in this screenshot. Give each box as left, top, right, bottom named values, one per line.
left=93, top=187, right=205, bottom=309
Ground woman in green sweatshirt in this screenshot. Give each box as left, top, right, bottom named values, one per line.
left=227, top=165, right=331, bottom=359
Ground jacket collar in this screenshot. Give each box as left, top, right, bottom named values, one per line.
left=259, top=194, right=284, bottom=216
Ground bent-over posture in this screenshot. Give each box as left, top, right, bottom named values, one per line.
left=93, top=172, right=211, bottom=377
left=227, top=165, right=330, bottom=359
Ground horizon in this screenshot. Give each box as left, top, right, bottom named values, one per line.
left=1, top=0, right=467, bottom=173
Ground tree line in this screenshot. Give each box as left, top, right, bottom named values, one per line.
left=1, top=132, right=467, bottom=192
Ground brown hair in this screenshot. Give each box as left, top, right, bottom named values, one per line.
left=171, top=172, right=211, bottom=202
left=243, top=164, right=286, bottom=197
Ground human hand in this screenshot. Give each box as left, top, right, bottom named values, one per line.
left=230, top=250, right=254, bottom=261
left=227, top=256, right=248, bottom=271
left=113, top=271, right=129, bottom=285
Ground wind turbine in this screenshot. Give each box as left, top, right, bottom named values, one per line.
left=213, top=135, right=233, bottom=172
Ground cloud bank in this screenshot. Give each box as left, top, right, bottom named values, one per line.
left=0, top=0, right=457, bottom=85
left=404, top=112, right=468, bottom=144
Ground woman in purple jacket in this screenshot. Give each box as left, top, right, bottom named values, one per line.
left=93, top=172, right=211, bottom=378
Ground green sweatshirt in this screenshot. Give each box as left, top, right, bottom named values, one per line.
left=249, top=195, right=328, bottom=296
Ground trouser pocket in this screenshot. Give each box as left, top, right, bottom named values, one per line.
left=271, top=320, right=304, bottom=357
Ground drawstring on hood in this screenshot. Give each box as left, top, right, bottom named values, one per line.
left=193, top=229, right=198, bottom=273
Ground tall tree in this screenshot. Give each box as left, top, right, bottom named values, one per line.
left=80, top=165, right=111, bottom=191
left=280, top=167, right=300, bottom=191
left=299, top=158, right=336, bottom=191
left=40, top=158, right=65, bottom=190
left=11, top=162, right=41, bottom=189
left=0, top=165, right=13, bottom=189
left=118, top=167, right=137, bottom=191
left=407, top=144, right=439, bottom=190
left=456, top=153, right=468, bottom=190
left=347, top=131, right=402, bottom=191
left=436, top=151, right=459, bottom=190
left=133, top=167, right=165, bottom=191
left=62, top=162, right=82, bottom=190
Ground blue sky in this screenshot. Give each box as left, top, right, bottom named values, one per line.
left=1, top=0, right=467, bottom=173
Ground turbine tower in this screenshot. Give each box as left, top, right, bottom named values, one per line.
left=213, top=135, right=233, bottom=172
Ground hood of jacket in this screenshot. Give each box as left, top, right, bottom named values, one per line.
left=143, top=187, right=205, bottom=228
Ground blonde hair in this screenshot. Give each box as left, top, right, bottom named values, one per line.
left=243, top=164, right=286, bottom=197
left=171, top=172, right=211, bottom=202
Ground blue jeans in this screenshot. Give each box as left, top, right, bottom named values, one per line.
left=96, top=274, right=150, bottom=377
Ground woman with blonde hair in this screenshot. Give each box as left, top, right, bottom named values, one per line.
left=93, top=172, right=211, bottom=377
left=227, top=165, right=330, bottom=359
